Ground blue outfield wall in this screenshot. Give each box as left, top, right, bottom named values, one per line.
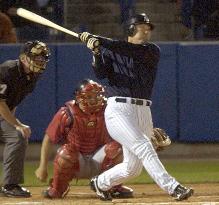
left=178, top=43, right=219, bottom=142
left=0, top=42, right=218, bottom=142
left=151, top=43, right=178, bottom=140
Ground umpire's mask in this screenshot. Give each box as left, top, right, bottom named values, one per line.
left=20, top=40, right=50, bottom=74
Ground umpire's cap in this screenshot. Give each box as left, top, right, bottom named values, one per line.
left=127, top=13, right=154, bottom=30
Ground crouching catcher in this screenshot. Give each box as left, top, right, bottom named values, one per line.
left=35, top=79, right=133, bottom=199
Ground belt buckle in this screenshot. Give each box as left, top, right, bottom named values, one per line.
left=131, top=99, right=136, bottom=104
left=136, top=99, right=143, bottom=105
left=131, top=99, right=144, bottom=105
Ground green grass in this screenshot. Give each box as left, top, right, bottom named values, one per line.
left=1, top=160, right=219, bottom=187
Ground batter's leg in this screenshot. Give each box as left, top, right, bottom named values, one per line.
left=96, top=103, right=179, bottom=194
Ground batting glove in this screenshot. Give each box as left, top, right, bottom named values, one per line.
left=79, top=32, right=92, bottom=43
left=87, top=37, right=100, bottom=55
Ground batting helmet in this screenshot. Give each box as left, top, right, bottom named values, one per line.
left=126, top=13, right=154, bottom=36
left=75, top=79, right=106, bottom=114
left=20, top=40, right=50, bottom=73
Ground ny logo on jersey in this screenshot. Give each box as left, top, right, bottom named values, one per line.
left=103, top=49, right=134, bottom=77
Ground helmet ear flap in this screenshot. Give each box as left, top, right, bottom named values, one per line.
left=127, top=24, right=136, bottom=37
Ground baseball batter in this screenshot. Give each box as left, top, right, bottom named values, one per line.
left=35, top=79, right=133, bottom=199
left=79, top=13, right=194, bottom=201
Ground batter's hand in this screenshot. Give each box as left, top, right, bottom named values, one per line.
left=15, top=124, right=31, bottom=139
left=35, top=166, right=48, bottom=182
left=87, top=37, right=100, bottom=54
left=79, top=32, right=92, bottom=43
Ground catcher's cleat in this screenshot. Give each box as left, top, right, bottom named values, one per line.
left=110, top=184, right=133, bottom=198
left=1, top=184, right=31, bottom=198
left=42, top=189, right=53, bottom=199
left=171, top=184, right=194, bottom=201
left=42, top=186, right=70, bottom=199
left=90, top=176, right=112, bottom=201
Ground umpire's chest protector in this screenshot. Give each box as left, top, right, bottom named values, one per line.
left=67, top=105, right=110, bottom=154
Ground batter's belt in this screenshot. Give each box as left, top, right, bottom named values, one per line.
left=114, top=97, right=151, bottom=106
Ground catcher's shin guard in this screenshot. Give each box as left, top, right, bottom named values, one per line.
left=45, top=145, right=79, bottom=198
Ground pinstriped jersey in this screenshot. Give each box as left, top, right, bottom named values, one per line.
left=92, top=37, right=160, bottom=100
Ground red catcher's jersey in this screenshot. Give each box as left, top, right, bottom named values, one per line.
left=46, top=100, right=112, bottom=154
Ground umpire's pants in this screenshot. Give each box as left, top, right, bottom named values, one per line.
left=0, top=117, right=27, bottom=185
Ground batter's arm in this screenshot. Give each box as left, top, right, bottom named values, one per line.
left=35, top=134, right=53, bottom=182
left=92, top=53, right=111, bottom=79
left=97, top=36, right=151, bottom=58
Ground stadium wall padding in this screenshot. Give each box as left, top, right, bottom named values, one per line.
left=0, top=42, right=218, bottom=142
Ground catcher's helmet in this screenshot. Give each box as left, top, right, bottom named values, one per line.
left=20, top=40, right=50, bottom=73
left=75, top=79, right=106, bottom=114
left=127, top=13, right=154, bottom=36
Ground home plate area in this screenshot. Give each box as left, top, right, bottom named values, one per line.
left=1, top=184, right=219, bottom=205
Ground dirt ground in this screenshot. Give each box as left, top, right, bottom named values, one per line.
left=0, top=183, right=219, bottom=205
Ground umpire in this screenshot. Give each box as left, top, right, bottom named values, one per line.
left=0, top=40, right=50, bottom=197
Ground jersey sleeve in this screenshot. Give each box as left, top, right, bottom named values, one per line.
left=45, top=106, right=73, bottom=144
left=92, top=52, right=113, bottom=80
left=0, top=69, right=9, bottom=100
left=97, top=36, right=161, bottom=60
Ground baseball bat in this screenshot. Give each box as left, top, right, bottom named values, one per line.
left=16, top=8, right=79, bottom=38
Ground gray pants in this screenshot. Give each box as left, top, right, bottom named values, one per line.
left=0, top=118, right=27, bottom=185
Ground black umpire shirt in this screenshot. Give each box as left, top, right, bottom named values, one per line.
left=92, top=37, right=160, bottom=100
left=0, top=59, right=38, bottom=110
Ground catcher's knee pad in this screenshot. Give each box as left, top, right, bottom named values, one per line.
left=101, top=141, right=123, bottom=171
left=55, top=144, right=80, bottom=171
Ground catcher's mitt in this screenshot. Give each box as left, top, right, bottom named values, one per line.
left=151, top=128, right=171, bottom=151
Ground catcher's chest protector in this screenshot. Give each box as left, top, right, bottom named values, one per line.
left=66, top=103, right=110, bottom=154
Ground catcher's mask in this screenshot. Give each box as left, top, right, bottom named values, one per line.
left=20, top=40, right=50, bottom=74
left=75, top=79, right=106, bottom=114
left=127, top=13, right=154, bottom=36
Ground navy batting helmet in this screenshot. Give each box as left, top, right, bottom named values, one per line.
left=126, top=13, right=154, bottom=36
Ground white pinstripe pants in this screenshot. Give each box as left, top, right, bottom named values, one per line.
left=97, top=97, right=179, bottom=194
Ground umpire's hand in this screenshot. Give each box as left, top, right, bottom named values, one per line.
left=15, top=124, right=31, bottom=139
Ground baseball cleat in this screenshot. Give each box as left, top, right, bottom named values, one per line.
left=171, top=184, right=194, bottom=201
left=110, top=184, right=133, bottom=198
left=1, top=184, right=31, bottom=198
left=90, top=176, right=112, bottom=200
left=42, top=186, right=70, bottom=199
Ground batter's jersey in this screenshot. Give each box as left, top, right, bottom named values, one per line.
left=0, top=60, right=39, bottom=110
left=92, top=37, right=160, bottom=100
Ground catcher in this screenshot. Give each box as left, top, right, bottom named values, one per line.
left=35, top=79, right=133, bottom=199
left=35, top=78, right=171, bottom=199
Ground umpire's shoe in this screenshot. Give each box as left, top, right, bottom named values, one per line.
left=1, top=184, right=31, bottom=197
left=171, top=184, right=194, bottom=201
left=90, top=176, right=112, bottom=200
left=110, top=184, right=133, bottom=198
